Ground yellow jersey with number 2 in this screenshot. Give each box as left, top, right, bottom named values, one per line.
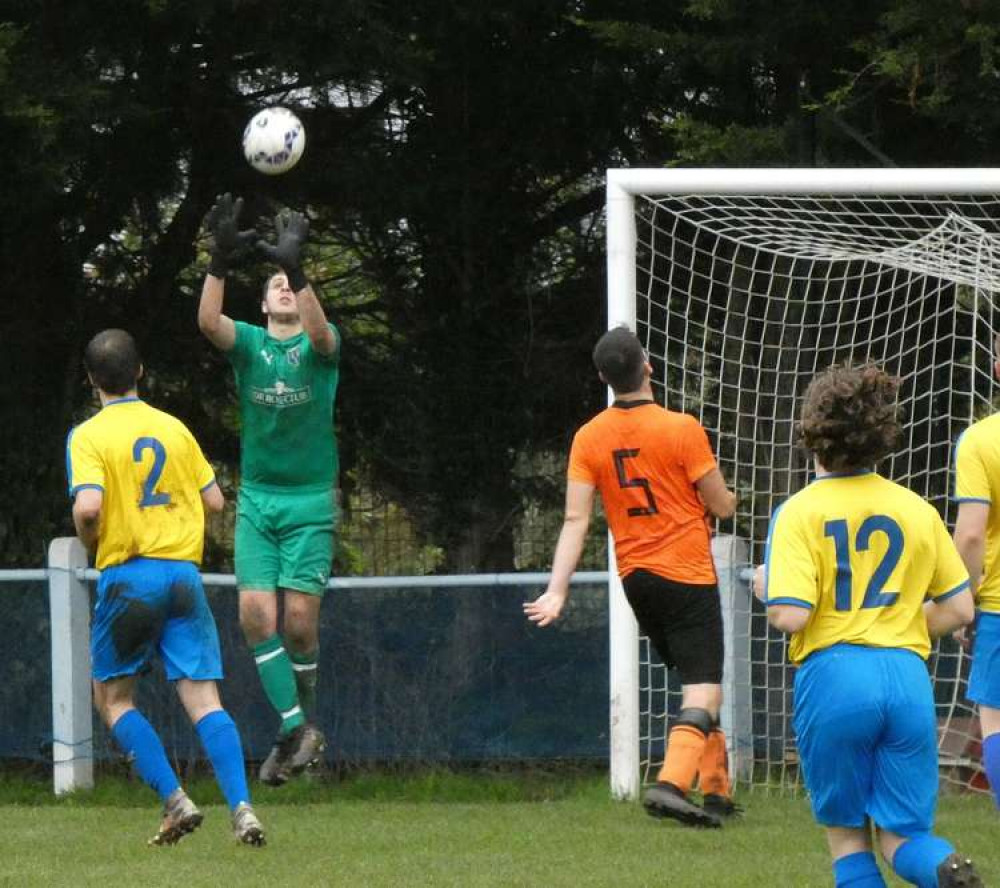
left=764, top=470, right=968, bottom=664
left=66, top=398, right=216, bottom=569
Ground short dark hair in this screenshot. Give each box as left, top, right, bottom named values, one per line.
left=262, top=271, right=283, bottom=302
left=592, top=326, right=646, bottom=394
left=83, top=329, right=141, bottom=396
left=797, top=363, right=901, bottom=472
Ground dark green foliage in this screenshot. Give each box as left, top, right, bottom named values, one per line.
left=4, top=1, right=1000, bottom=569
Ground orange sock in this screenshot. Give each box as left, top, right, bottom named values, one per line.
left=698, top=729, right=731, bottom=797
left=657, top=725, right=707, bottom=795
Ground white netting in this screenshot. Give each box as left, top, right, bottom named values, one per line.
left=633, top=190, right=1000, bottom=793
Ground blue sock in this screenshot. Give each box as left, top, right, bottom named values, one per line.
left=196, top=709, right=250, bottom=811
left=892, top=834, right=955, bottom=888
left=983, top=733, right=1000, bottom=809
left=111, top=709, right=180, bottom=802
left=833, top=851, right=887, bottom=887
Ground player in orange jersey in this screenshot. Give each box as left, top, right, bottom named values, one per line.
left=524, top=325, right=737, bottom=827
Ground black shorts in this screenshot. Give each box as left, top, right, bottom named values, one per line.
left=621, top=569, right=724, bottom=685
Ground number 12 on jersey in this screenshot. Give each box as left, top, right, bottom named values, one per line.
left=823, top=515, right=903, bottom=612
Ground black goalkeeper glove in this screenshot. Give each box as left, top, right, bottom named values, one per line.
left=205, top=193, right=257, bottom=278
left=256, top=210, right=309, bottom=292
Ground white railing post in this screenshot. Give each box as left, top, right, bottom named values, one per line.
left=48, top=537, right=93, bottom=794
left=713, top=534, right=753, bottom=785
left=608, top=563, right=639, bottom=800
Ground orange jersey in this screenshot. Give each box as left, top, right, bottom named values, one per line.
left=568, top=400, right=719, bottom=584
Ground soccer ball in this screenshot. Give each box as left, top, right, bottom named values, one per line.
left=242, top=107, right=306, bottom=175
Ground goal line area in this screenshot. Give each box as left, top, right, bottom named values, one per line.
left=607, top=168, right=1000, bottom=800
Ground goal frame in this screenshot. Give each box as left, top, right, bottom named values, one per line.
left=605, top=166, right=1000, bottom=801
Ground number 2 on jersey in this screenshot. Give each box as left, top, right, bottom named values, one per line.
left=823, top=515, right=903, bottom=611
left=133, top=437, right=172, bottom=507
left=613, top=448, right=658, bottom=516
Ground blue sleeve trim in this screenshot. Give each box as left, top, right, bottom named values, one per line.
left=761, top=502, right=786, bottom=603
left=952, top=496, right=991, bottom=505
left=933, top=579, right=971, bottom=603
left=64, top=428, right=76, bottom=496
left=199, top=478, right=217, bottom=492
left=766, top=596, right=813, bottom=610
left=70, top=483, right=103, bottom=498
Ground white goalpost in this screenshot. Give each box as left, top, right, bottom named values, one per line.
left=606, top=167, right=1000, bottom=801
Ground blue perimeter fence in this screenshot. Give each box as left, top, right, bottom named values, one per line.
left=2, top=568, right=611, bottom=769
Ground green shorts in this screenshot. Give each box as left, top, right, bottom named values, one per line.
left=235, top=485, right=337, bottom=596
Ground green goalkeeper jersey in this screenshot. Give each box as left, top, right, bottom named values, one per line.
left=227, top=321, right=340, bottom=490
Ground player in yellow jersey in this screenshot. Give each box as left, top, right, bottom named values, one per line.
left=525, top=326, right=738, bottom=828
left=66, top=329, right=264, bottom=847
left=952, top=334, right=1000, bottom=814
left=759, top=364, right=981, bottom=888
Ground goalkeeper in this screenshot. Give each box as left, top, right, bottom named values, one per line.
left=198, top=194, right=340, bottom=785
left=525, top=325, right=738, bottom=828
left=758, top=363, right=980, bottom=888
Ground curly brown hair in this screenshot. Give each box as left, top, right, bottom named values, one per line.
left=797, top=363, right=902, bottom=472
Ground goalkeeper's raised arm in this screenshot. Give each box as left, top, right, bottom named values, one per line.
left=255, top=209, right=337, bottom=358
left=198, top=193, right=256, bottom=351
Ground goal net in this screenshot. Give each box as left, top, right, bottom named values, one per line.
left=605, top=169, right=1000, bottom=799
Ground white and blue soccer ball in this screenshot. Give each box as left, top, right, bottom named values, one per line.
left=242, top=107, right=306, bottom=175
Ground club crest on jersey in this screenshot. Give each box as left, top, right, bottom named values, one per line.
left=288, top=347, right=301, bottom=366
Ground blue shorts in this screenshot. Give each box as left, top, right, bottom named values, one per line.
left=92, top=558, right=223, bottom=683
left=968, top=612, right=1000, bottom=708
left=793, top=644, right=938, bottom=836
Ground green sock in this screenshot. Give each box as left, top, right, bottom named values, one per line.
left=289, top=648, right=319, bottom=717
left=251, top=635, right=305, bottom=736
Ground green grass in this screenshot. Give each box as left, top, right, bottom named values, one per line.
left=0, top=772, right=996, bottom=887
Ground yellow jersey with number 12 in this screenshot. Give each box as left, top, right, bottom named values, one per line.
left=764, top=470, right=968, bottom=663
left=66, top=398, right=216, bottom=569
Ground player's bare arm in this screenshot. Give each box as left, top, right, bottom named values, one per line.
left=199, top=193, right=256, bottom=351
left=952, top=500, right=988, bottom=646
left=695, top=468, right=736, bottom=519
left=766, top=602, right=811, bottom=634
left=954, top=500, right=989, bottom=599
left=924, top=588, right=975, bottom=639
left=197, top=273, right=236, bottom=351
left=525, top=481, right=595, bottom=627
left=72, top=487, right=103, bottom=552
left=201, top=481, right=224, bottom=513
left=295, top=283, right=338, bottom=357
left=753, top=564, right=811, bottom=633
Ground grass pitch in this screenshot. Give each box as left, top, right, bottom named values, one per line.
left=0, top=771, right=996, bottom=887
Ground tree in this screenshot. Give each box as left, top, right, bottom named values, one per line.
left=4, top=0, right=996, bottom=571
